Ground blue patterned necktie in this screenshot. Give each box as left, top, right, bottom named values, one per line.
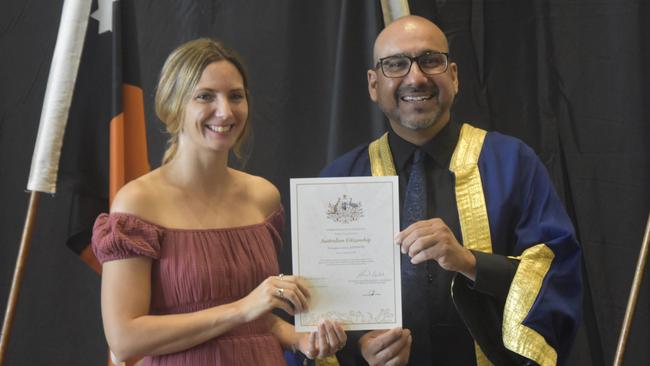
left=401, top=149, right=427, bottom=230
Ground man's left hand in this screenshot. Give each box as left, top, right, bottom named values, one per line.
left=395, top=218, right=477, bottom=281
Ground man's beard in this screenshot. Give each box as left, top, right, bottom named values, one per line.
left=398, top=107, right=442, bottom=130
left=394, top=83, right=443, bottom=130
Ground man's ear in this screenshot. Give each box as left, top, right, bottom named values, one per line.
left=449, top=62, right=459, bottom=95
left=368, top=69, right=378, bottom=102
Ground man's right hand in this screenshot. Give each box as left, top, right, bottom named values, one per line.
left=359, top=328, right=412, bottom=366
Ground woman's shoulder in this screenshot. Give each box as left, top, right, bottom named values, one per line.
left=232, top=169, right=281, bottom=216
left=110, top=169, right=167, bottom=218
left=93, top=171, right=165, bottom=263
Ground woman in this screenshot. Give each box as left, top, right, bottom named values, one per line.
left=92, top=38, right=346, bottom=365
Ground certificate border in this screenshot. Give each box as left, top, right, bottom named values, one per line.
left=290, top=176, right=401, bottom=331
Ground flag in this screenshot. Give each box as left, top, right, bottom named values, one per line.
left=26, top=0, right=93, bottom=194
left=1, top=2, right=92, bottom=364
left=379, top=0, right=410, bottom=26
left=60, top=0, right=149, bottom=273
left=57, top=1, right=149, bottom=364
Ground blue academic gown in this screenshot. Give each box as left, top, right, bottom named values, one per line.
left=320, top=126, right=582, bottom=366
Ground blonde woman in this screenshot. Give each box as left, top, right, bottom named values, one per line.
left=92, top=38, right=346, bottom=365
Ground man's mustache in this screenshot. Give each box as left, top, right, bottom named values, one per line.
left=396, top=84, right=439, bottom=99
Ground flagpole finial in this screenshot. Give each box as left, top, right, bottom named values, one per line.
left=380, top=0, right=411, bottom=27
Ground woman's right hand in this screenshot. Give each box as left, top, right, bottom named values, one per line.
left=236, top=274, right=311, bottom=322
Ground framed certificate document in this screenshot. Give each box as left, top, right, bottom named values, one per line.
left=290, top=176, right=401, bottom=332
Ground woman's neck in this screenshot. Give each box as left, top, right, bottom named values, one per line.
left=162, top=148, right=233, bottom=197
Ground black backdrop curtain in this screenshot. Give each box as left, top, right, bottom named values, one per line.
left=0, top=0, right=647, bottom=365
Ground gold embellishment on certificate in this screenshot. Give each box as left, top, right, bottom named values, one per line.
left=290, top=176, right=402, bottom=332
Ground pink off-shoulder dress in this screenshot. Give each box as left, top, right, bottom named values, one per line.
left=92, top=208, right=287, bottom=366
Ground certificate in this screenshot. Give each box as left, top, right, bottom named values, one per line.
left=290, top=176, right=401, bottom=332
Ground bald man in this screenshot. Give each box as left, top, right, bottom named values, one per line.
left=321, top=16, right=582, bottom=366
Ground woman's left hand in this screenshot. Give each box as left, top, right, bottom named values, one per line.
left=297, top=319, right=347, bottom=359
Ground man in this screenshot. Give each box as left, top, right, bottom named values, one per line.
left=321, top=15, right=581, bottom=366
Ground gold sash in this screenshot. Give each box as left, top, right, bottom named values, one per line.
left=316, top=356, right=340, bottom=366
left=368, top=123, right=556, bottom=366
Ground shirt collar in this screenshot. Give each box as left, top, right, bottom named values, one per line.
left=387, top=120, right=461, bottom=172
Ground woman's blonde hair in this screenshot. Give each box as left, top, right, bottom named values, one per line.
left=155, top=38, right=250, bottom=164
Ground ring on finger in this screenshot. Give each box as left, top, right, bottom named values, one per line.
left=276, top=287, right=285, bottom=298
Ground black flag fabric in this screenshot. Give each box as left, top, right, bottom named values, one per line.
left=60, top=0, right=149, bottom=274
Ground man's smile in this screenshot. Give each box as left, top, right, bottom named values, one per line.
left=400, top=95, right=433, bottom=102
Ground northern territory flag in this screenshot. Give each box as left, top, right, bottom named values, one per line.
left=60, top=0, right=149, bottom=274
left=57, top=1, right=149, bottom=363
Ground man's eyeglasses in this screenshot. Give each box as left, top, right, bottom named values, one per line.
left=375, top=51, right=449, bottom=78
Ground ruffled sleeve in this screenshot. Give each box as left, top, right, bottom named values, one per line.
left=264, top=206, right=285, bottom=252
left=91, top=213, right=162, bottom=264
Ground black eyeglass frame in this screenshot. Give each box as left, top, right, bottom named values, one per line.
left=375, top=51, right=450, bottom=78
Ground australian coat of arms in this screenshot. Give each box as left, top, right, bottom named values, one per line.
left=326, top=194, right=364, bottom=223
